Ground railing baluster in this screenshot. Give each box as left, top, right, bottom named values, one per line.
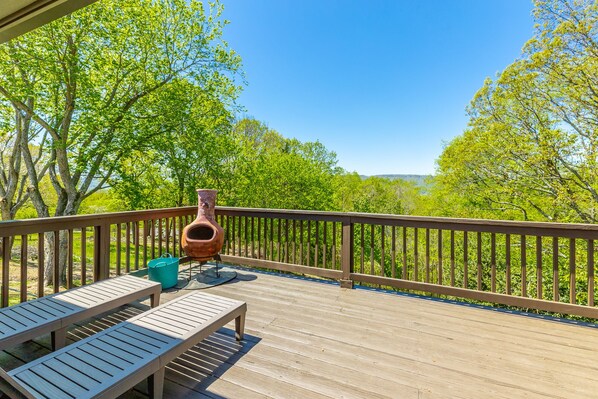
left=370, top=224, right=375, bottom=275
left=158, top=219, right=163, bottom=256
left=2, top=237, right=10, bottom=306
left=178, top=216, right=184, bottom=256
left=450, top=230, right=455, bottom=286
left=240, top=216, right=244, bottom=256
left=381, top=226, right=385, bottom=277
left=570, top=238, right=576, bottom=304
left=165, top=218, right=170, bottom=255
left=150, top=219, right=156, bottom=259
left=116, top=223, right=121, bottom=276
left=425, top=228, right=430, bottom=283
left=284, top=219, right=289, bottom=263
left=299, top=220, right=304, bottom=265
left=521, top=235, right=527, bottom=297
left=143, top=220, right=148, bottom=267
left=323, top=221, right=327, bottom=269
left=270, top=218, right=275, bottom=262
left=257, top=217, right=262, bottom=260
left=414, top=228, right=419, bottom=282
left=246, top=216, right=250, bottom=258
left=232, top=216, right=236, bottom=256
left=134, top=221, right=140, bottom=270
left=506, top=234, right=511, bottom=295
left=67, top=229, right=73, bottom=289
left=125, top=222, right=131, bottom=273
left=172, top=217, right=177, bottom=258
left=277, top=219, right=282, bottom=262
left=266, top=218, right=271, bottom=261
left=463, top=231, right=468, bottom=289
left=391, top=226, right=396, bottom=279
left=264, top=218, right=272, bottom=259
left=252, top=217, right=257, bottom=258
left=262, top=217, right=267, bottom=260
left=491, top=233, right=496, bottom=293
left=306, top=220, right=311, bottom=266
left=226, top=216, right=230, bottom=255
left=315, top=221, right=319, bottom=268
left=536, top=236, right=542, bottom=300
left=438, top=229, right=443, bottom=285
left=553, top=236, right=559, bottom=302
left=332, top=222, right=337, bottom=270
left=477, top=232, right=482, bottom=291
left=81, top=228, right=86, bottom=285
left=588, top=239, right=594, bottom=307
left=20, top=235, right=27, bottom=302
left=53, top=231, right=59, bottom=293
left=291, top=219, right=296, bottom=263
left=402, top=226, right=407, bottom=280
left=38, top=233, right=44, bottom=298
left=360, top=224, right=365, bottom=274
left=238, top=216, right=242, bottom=257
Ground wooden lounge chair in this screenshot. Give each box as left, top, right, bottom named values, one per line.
left=0, top=274, right=161, bottom=351
left=0, top=291, right=247, bottom=399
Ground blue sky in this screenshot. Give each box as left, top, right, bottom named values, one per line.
left=221, top=0, right=535, bottom=176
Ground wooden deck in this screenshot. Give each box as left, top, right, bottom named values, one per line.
left=2, top=265, right=598, bottom=398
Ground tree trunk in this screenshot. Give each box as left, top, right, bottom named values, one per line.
left=42, top=231, right=69, bottom=288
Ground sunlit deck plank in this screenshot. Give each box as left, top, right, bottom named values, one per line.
left=2, top=265, right=598, bottom=398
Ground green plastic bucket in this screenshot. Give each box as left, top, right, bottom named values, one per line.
left=148, top=254, right=179, bottom=289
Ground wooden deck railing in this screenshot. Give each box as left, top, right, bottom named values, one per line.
left=216, top=207, right=598, bottom=319
left=1, top=206, right=598, bottom=318
left=0, top=207, right=196, bottom=305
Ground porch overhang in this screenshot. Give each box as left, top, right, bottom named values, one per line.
left=0, top=0, right=97, bottom=43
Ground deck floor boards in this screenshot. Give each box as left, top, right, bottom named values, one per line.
left=2, top=265, right=598, bottom=398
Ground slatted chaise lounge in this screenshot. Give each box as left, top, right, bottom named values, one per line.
left=0, top=291, right=247, bottom=399
left=0, top=274, right=161, bottom=351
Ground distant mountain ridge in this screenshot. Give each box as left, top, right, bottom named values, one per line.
left=359, top=174, right=431, bottom=186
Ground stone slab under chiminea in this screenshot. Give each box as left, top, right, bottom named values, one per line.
left=181, top=189, right=224, bottom=261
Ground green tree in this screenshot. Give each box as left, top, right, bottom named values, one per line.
left=227, top=118, right=339, bottom=210
left=432, top=0, right=598, bottom=223
left=0, top=0, right=241, bottom=283
left=113, top=80, right=236, bottom=209
left=333, top=174, right=420, bottom=215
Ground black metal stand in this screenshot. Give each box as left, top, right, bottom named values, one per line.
left=179, top=253, right=234, bottom=290
left=190, top=254, right=221, bottom=279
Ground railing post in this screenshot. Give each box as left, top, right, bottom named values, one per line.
left=340, top=216, right=354, bottom=289
left=94, top=223, right=111, bottom=281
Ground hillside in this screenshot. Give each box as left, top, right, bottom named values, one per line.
left=360, top=174, right=431, bottom=186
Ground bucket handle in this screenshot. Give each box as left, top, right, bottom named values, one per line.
left=161, top=253, right=173, bottom=259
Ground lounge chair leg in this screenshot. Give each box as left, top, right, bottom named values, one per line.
left=235, top=313, right=245, bottom=341
left=51, top=327, right=67, bottom=351
left=148, top=367, right=165, bottom=399
left=150, top=292, right=160, bottom=308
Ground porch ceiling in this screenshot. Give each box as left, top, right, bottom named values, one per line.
left=0, top=0, right=97, bottom=43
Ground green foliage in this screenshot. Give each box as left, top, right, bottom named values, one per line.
left=225, top=118, right=339, bottom=210
left=112, top=81, right=236, bottom=209
left=0, top=0, right=241, bottom=218
left=333, top=173, right=421, bottom=214
left=430, top=0, right=598, bottom=223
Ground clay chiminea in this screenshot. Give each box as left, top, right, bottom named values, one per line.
left=181, top=189, right=224, bottom=261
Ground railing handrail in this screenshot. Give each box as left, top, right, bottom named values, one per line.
left=3, top=206, right=598, bottom=238
left=0, top=207, right=197, bottom=236
left=216, top=207, right=598, bottom=238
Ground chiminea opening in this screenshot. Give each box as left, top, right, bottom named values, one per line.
left=187, top=225, right=215, bottom=241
